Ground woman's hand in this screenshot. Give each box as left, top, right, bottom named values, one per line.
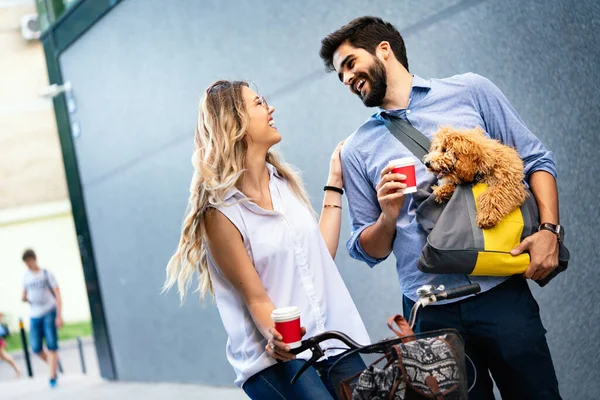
left=327, top=141, right=345, bottom=188
left=265, top=326, right=306, bottom=362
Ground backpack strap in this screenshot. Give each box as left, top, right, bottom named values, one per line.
left=381, top=114, right=431, bottom=161
left=44, top=269, right=56, bottom=299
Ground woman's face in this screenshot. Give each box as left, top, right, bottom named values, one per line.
left=242, top=86, right=281, bottom=148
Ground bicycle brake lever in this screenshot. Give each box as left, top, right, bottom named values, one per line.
left=290, top=347, right=324, bottom=384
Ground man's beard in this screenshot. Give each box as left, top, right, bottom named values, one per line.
left=358, top=58, right=387, bottom=107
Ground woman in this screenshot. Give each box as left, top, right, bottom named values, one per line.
left=164, top=80, right=369, bottom=399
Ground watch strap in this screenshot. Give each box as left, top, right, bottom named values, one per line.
left=539, top=222, right=563, bottom=242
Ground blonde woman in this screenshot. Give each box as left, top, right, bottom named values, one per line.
left=164, top=80, right=369, bottom=399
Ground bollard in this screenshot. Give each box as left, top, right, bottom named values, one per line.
left=77, top=337, right=87, bottom=374
left=18, top=318, right=33, bottom=377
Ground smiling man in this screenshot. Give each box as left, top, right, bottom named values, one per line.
left=320, top=16, right=562, bottom=399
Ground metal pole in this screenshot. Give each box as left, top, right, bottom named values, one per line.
left=77, top=337, right=87, bottom=374
left=18, top=318, right=33, bottom=377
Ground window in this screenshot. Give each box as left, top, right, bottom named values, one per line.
left=35, top=0, right=79, bottom=32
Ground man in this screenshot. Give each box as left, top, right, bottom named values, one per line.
left=320, top=16, right=562, bottom=399
left=21, top=249, right=63, bottom=388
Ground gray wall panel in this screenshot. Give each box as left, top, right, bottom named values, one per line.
left=81, top=139, right=236, bottom=382
left=58, top=0, right=599, bottom=396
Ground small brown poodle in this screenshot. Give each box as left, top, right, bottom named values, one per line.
left=423, top=126, right=527, bottom=229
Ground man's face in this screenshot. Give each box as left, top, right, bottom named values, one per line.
left=24, top=258, right=36, bottom=270
left=333, top=42, right=388, bottom=107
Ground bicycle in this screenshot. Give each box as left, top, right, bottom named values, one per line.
left=289, top=283, right=481, bottom=399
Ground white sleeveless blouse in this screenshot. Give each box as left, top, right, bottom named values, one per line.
left=206, top=163, right=370, bottom=387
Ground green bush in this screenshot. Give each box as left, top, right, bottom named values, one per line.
left=4, top=321, right=92, bottom=353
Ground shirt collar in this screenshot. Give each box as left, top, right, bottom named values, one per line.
left=411, top=74, right=431, bottom=90
left=375, top=74, right=431, bottom=119
left=265, top=162, right=282, bottom=179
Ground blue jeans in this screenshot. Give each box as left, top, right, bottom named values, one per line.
left=243, top=352, right=366, bottom=399
left=403, top=276, right=560, bottom=400
left=30, top=308, right=58, bottom=354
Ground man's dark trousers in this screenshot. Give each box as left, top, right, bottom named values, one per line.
left=403, top=275, right=561, bottom=399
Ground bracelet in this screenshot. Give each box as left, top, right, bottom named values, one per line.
left=324, top=185, right=343, bottom=195
left=323, top=204, right=342, bottom=209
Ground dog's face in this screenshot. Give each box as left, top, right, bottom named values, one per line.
left=424, top=131, right=457, bottom=179
left=424, top=127, right=484, bottom=182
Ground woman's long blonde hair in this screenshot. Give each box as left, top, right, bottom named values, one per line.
left=164, top=80, right=312, bottom=302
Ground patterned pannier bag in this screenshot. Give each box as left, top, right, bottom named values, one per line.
left=336, top=315, right=468, bottom=400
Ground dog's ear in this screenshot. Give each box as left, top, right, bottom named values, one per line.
left=451, top=130, right=483, bottom=182
left=430, top=126, right=449, bottom=152
left=468, top=127, right=497, bottom=175
left=445, top=130, right=474, bottom=157
left=429, top=128, right=459, bottom=157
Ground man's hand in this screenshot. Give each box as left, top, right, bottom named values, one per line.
left=376, top=164, right=407, bottom=222
left=265, top=326, right=306, bottom=362
left=511, top=230, right=559, bottom=280
left=55, top=315, right=64, bottom=329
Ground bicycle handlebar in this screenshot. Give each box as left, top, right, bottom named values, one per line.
left=287, top=331, right=365, bottom=384
left=289, top=330, right=363, bottom=355
left=435, top=283, right=480, bottom=301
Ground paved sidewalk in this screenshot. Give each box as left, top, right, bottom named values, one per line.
left=0, top=337, right=99, bottom=381
left=0, top=338, right=247, bottom=399
left=0, top=375, right=247, bottom=400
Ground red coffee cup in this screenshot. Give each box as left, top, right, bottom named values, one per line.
left=271, top=306, right=302, bottom=349
left=390, top=157, right=417, bottom=194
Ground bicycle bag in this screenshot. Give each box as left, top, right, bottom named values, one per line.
left=338, top=315, right=467, bottom=400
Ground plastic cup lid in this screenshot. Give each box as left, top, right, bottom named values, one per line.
left=389, top=157, right=415, bottom=167
left=271, top=306, right=301, bottom=321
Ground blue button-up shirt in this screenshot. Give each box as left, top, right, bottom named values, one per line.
left=341, top=73, right=557, bottom=302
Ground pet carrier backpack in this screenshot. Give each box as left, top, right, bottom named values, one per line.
left=382, top=115, right=569, bottom=286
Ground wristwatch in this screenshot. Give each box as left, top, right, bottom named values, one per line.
left=538, top=223, right=565, bottom=243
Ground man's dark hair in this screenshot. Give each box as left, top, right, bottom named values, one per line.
left=320, top=16, right=409, bottom=72
left=22, top=249, right=36, bottom=261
